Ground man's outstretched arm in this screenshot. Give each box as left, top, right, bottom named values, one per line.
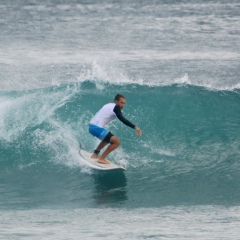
left=113, top=105, right=142, bottom=136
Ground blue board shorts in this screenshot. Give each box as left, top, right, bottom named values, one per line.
left=89, top=124, right=109, bottom=140
left=89, top=124, right=114, bottom=143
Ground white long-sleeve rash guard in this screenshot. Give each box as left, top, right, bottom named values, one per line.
left=90, top=103, right=136, bottom=129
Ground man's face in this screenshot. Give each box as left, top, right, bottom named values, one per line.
left=115, top=97, right=126, bottom=110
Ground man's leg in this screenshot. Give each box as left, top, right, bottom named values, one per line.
left=98, top=136, right=120, bottom=164
left=91, top=140, right=108, bottom=158
left=90, top=127, right=109, bottom=159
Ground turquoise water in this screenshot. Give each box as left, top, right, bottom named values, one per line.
left=1, top=83, right=240, bottom=209
left=1, top=0, right=240, bottom=239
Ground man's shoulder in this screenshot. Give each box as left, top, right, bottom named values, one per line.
left=103, top=102, right=116, bottom=109
left=113, top=104, right=121, bottom=115
left=109, top=102, right=116, bottom=106
left=100, top=103, right=116, bottom=113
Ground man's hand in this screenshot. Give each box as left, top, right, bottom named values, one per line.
left=135, top=126, right=142, bottom=136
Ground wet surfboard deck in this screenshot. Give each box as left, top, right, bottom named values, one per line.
left=79, top=149, right=126, bottom=171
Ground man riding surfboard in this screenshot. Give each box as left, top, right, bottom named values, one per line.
left=89, top=94, right=142, bottom=164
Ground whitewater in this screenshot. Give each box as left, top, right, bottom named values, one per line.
left=1, top=0, right=240, bottom=239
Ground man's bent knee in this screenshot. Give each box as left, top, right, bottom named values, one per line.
left=110, top=136, right=120, bottom=146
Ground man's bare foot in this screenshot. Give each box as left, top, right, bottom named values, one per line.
left=98, top=158, right=110, bottom=164
left=91, top=154, right=99, bottom=159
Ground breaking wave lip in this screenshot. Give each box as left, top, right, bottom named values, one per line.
left=75, top=61, right=240, bottom=92
left=170, top=74, right=240, bottom=91
left=77, top=74, right=240, bottom=92
left=1, top=58, right=239, bottom=92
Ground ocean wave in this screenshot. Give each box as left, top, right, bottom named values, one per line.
left=1, top=61, right=239, bottom=92
left=0, top=75, right=240, bottom=208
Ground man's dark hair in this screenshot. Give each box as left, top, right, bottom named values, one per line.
left=114, top=94, right=125, bottom=101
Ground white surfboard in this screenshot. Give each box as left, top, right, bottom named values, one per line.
left=79, top=149, right=126, bottom=171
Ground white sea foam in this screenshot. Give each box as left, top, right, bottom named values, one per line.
left=2, top=206, right=240, bottom=239
left=0, top=57, right=239, bottom=92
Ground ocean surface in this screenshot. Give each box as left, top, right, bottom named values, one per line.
left=1, top=0, right=240, bottom=239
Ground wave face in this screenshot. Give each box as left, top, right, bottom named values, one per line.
left=1, top=81, right=239, bottom=209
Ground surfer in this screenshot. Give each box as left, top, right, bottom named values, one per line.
left=89, top=94, right=142, bottom=164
